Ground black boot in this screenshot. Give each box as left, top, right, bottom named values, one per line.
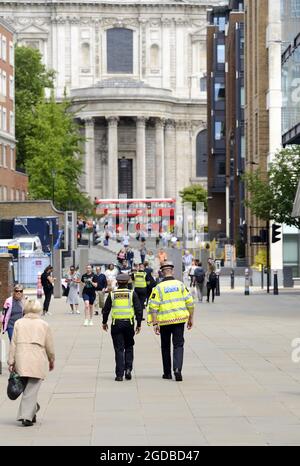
left=22, top=419, right=34, bottom=427
left=125, top=369, right=132, bottom=380
left=174, top=370, right=183, bottom=382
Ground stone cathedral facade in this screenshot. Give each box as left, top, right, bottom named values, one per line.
left=1, top=0, right=219, bottom=201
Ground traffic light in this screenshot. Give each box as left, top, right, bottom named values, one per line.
left=239, top=223, right=247, bottom=243
left=272, top=224, right=281, bottom=244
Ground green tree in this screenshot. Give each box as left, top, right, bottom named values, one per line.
left=25, top=93, right=93, bottom=214
left=179, top=184, right=208, bottom=211
left=244, top=146, right=300, bottom=228
left=15, top=46, right=55, bottom=168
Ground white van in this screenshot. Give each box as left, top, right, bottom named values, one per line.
left=14, top=236, right=43, bottom=255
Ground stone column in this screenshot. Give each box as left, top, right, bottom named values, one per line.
left=107, top=116, right=119, bottom=199
left=136, top=117, right=147, bottom=198
left=164, top=119, right=176, bottom=199
left=175, top=120, right=191, bottom=200
left=84, top=118, right=95, bottom=199
left=155, top=118, right=165, bottom=198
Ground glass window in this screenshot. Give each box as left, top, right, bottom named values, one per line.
left=2, top=145, right=6, bottom=167
left=217, top=44, right=225, bottom=64
left=2, top=71, right=6, bottom=97
left=150, top=44, right=160, bottom=69
left=107, top=28, right=133, bottom=74
left=81, top=42, right=90, bottom=69
left=240, top=87, right=245, bottom=107
left=10, top=111, right=14, bottom=134
left=200, top=77, right=207, bottom=92
left=215, top=121, right=225, bottom=140
left=2, top=108, right=6, bottom=131
left=218, top=161, right=226, bottom=176
left=10, top=147, right=14, bottom=169
left=196, top=130, right=208, bottom=178
left=2, top=37, right=7, bottom=61
left=9, top=76, right=13, bottom=99
left=215, top=82, right=225, bottom=101
left=9, top=42, right=13, bottom=66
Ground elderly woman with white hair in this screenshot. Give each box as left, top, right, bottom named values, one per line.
left=8, top=299, right=55, bottom=427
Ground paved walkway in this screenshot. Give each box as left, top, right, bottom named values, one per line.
left=1, top=291, right=300, bottom=446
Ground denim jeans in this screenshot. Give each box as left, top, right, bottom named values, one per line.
left=7, top=327, right=13, bottom=341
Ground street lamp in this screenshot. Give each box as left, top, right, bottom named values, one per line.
left=51, top=169, right=56, bottom=205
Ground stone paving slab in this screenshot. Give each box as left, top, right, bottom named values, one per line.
left=1, top=291, right=300, bottom=445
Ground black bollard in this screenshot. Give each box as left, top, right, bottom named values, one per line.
left=230, top=269, right=235, bottom=289
left=245, top=268, right=250, bottom=296
left=216, top=271, right=220, bottom=296
left=273, top=270, right=279, bottom=295
left=261, top=264, right=264, bottom=289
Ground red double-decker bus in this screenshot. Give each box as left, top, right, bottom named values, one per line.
left=94, top=198, right=176, bottom=235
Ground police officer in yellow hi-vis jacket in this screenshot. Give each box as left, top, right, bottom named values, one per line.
left=102, top=274, right=142, bottom=381
left=132, top=263, right=150, bottom=317
left=147, top=262, right=194, bottom=381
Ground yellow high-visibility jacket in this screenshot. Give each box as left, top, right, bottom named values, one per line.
left=111, top=289, right=134, bottom=321
left=147, top=279, right=194, bottom=326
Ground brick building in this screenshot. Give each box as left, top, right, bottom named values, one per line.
left=0, top=18, right=27, bottom=202
left=244, top=0, right=283, bottom=274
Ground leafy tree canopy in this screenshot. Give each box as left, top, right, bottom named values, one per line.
left=243, top=145, right=300, bottom=229
left=15, top=46, right=55, bottom=168
left=179, top=184, right=208, bottom=211
left=25, top=93, right=93, bottom=215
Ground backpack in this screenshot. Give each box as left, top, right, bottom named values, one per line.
left=194, top=267, right=205, bottom=284
left=209, top=272, right=217, bottom=287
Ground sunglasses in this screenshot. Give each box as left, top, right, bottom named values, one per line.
left=14, top=290, right=23, bottom=293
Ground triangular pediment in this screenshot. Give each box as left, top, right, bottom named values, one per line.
left=18, top=23, right=48, bottom=35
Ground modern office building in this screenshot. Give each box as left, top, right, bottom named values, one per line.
left=0, top=18, right=27, bottom=202
left=282, top=0, right=300, bottom=277
left=207, top=1, right=245, bottom=248
left=207, top=5, right=228, bottom=240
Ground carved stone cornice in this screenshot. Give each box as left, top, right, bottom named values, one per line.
left=83, top=117, right=95, bottom=127
left=191, top=120, right=207, bottom=131
left=165, top=119, right=176, bottom=131
left=106, top=116, right=119, bottom=127
left=101, top=17, right=139, bottom=29
left=176, top=120, right=192, bottom=131
left=155, top=117, right=166, bottom=129
left=136, top=116, right=148, bottom=128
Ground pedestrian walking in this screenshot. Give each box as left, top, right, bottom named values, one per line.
left=8, top=299, right=55, bottom=427
left=94, top=266, right=108, bottom=316
left=126, top=247, right=135, bottom=269
left=132, top=263, right=149, bottom=317
left=41, top=265, right=55, bottom=316
left=188, top=259, right=197, bottom=287
left=105, top=264, right=118, bottom=291
left=145, top=250, right=156, bottom=270
left=1, top=285, right=26, bottom=341
left=206, top=268, right=217, bottom=303
left=81, top=265, right=98, bottom=326
left=65, top=266, right=81, bottom=314
left=193, top=261, right=206, bottom=302
left=117, top=248, right=126, bottom=265
left=157, top=248, right=168, bottom=266
left=139, top=243, right=147, bottom=264
left=147, top=262, right=194, bottom=381
left=102, top=274, right=142, bottom=381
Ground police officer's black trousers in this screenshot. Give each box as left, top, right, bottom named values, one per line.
left=111, top=321, right=135, bottom=378
left=134, top=288, right=148, bottom=312
left=159, top=323, right=185, bottom=375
